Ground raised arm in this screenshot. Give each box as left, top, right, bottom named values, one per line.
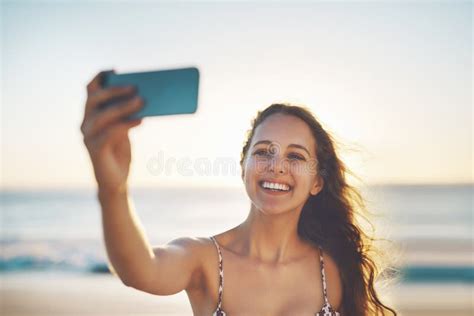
left=81, top=71, right=203, bottom=295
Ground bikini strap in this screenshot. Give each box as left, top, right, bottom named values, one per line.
left=210, top=236, right=224, bottom=310
left=318, top=246, right=330, bottom=305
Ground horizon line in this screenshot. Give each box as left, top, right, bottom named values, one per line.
left=1, top=181, right=473, bottom=192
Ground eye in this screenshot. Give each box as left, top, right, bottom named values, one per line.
left=288, top=153, right=305, bottom=161
left=254, top=150, right=305, bottom=161
left=254, top=149, right=271, bottom=157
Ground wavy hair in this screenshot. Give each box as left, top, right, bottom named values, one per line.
left=240, top=103, right=399, bottom=316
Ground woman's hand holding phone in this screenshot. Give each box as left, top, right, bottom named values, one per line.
left=78, top=68, right=212, bottom=292
left=80, top=70, right=144, bottom=196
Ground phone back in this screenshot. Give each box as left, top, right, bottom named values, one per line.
left=102, top=67, right=199, bottom=119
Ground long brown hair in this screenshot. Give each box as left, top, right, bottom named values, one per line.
left=240, top=103, right=398, bottom=316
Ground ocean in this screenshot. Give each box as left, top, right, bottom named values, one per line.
left=1, top=184, right=472, bottom=284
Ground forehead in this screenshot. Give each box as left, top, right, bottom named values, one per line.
left=251, top=113, right=316, bottom=152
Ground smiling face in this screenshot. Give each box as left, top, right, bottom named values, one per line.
left=242, top=113, right=324, bottom=215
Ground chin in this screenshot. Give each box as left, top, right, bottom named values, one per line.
left=253, top=201, right=294, bottom=216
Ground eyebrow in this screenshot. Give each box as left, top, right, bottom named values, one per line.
left=252, top=140, right=311, bottom=156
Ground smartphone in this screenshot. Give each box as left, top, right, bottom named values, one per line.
left=100, top=67, right=200, bottom=120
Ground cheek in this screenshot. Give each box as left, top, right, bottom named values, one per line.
left=243, top=158, right=268, bottom=195
left=290, top=162, right=318, bottom=193
left=244, top=157, right=268, bottom=178
left=244, top=160, right=258, bottom=187
left=242, top=158, right=254, bottom=185
left=288, top=160, right=308, bottom=176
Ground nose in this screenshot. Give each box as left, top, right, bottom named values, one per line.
left=269, top=155, right=288, bottom=174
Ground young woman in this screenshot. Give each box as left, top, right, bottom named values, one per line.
left=80, top=70, right=398, bottom=316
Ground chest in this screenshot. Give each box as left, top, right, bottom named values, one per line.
left=199, top=250, right=327, bottom=315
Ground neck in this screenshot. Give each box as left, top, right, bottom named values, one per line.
left=237, top=203, right=311, bottom=264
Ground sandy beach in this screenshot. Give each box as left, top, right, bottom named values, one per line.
left=1, top=271, right=472, bottom=316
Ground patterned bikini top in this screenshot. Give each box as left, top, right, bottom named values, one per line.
left=210, top=236, right=341, bottom=316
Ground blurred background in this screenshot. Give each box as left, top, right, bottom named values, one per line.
left=1, top=1, right=472, bottom=315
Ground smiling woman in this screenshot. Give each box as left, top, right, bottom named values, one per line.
left=237, top=104, right=398, bottom=315
left=80, top=71, right=398, bottom=316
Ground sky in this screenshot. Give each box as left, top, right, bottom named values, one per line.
left=1, top=0, right=472, bottom=189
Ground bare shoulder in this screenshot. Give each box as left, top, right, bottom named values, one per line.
left=169, top=236, right=218, bottom=273
left=153, top=236, right=215, bottom=265
left=320, top=249, right=343, bottom=310
left=158, top=233, right=231, bottom=262
left=157, top=236, right=211, bottom=250
left=163, top=236, right=218, bottom=254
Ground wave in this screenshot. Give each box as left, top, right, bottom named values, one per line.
left=0, top=239, right=472, bottom=283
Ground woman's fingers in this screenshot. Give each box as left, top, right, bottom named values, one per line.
left=81, top=70, right=144, bottom=153
left=85, top=70, right=110, bottom=117
left=85, top=85, right=136, bottom=117
left=83, top=96, right=144, bottom=138
left=86, top=71, right=108, bottom=95
left=86, top=70, right=115, bottom=98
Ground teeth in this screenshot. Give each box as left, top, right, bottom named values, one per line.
left=261, top=181, right=290, bottom=191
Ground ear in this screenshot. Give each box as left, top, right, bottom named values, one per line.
left=310, top=175, right=324, bottom=196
